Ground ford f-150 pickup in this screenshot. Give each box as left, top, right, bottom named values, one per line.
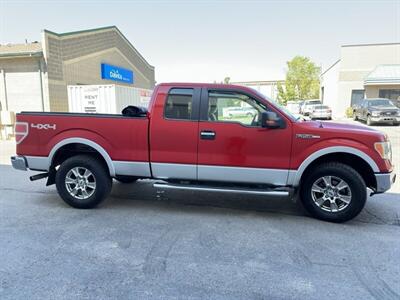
left=11, top=83, right=396, bottom=222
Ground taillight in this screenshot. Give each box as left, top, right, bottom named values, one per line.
left=15, top=122, right=29, bottom=144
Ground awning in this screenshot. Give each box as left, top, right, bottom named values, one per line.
left=364, top=64, right=400, bottom=85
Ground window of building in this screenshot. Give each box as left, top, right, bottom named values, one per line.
left=164, top=88, right=193, bottom=120
left=351, top=90, right=365, bottom=106
left=207, top=91, right=266, bottom=126
left=379, top=89, right=400, bottom=107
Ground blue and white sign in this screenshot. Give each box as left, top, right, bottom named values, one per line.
left=101, top=63, right=134, bottom=84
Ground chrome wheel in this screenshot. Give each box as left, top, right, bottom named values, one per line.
left=311, top=176, right=352, bottom=212
left=65, top=167, right=96, bottom=200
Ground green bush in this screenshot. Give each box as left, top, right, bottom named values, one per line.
left=345, top=107, right=353, bottom=118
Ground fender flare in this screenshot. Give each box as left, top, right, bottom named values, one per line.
left=288, top=146, right=379, bottom=186
left=48, top=137, right=116, bottom=177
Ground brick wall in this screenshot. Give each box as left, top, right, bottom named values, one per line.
left=44, top=27, right=155, bottom=112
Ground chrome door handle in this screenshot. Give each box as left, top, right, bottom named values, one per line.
left=200, top=131, right=216, bottom=140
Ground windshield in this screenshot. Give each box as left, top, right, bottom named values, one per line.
left=306, top=100, right=321, bottom=106
left=368, top=100, right=395, bottom=107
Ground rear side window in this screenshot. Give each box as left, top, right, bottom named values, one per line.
left=165, top=88, right=193, bottom=120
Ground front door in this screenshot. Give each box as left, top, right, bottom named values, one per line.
left=197, top=88, right=292, bottom=186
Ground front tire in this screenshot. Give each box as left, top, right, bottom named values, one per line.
left=55, top=155, right=112, bottom=209
left=300, top=162, right=366, bottom=223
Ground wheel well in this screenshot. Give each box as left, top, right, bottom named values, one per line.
left=300, top=152, right=376, bottom=190
left=51, top=143, right=109, bottom=173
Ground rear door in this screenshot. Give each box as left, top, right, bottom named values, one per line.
left=149, top=86, right=201, bottom=180
left=197, top=88, right=292, bottom=186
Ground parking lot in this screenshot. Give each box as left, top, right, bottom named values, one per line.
left=0, top=119, right=399, bottom=299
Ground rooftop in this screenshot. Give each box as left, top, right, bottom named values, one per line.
left=0, top=42, right=42, bottom=58
left=342, top=42, right=400, bottom=48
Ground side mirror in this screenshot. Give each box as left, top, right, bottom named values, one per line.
left=261, top=111, right=285, bottom=129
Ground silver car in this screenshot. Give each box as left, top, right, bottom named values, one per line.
left=310, top=105, right=332, bottom=120
left=301, top=99, right=322, bottom=116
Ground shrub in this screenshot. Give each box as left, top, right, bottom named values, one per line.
left=345, top=107, right=353, bottom=118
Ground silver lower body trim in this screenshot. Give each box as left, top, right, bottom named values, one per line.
left=198, top=165, right=289, bottom=185
left=151, top=163, right=197, bottom=180
left=374, top=172, right=396, bottom=193
left=25, top=156, right=49, bottom=171
left=113, top=161, right=151, bottom=177
left=153, top=182, right=290, bottom=196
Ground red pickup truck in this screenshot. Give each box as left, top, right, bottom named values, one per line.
left=11, top=83, right=396, bottom=222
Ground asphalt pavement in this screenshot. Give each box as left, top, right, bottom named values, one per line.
left=1, top=164, right=400, bottom=299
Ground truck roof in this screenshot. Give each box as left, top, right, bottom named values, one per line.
left=156, top=82, right=261, bottom=94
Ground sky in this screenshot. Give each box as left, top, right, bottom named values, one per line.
left=0, top=0, right=399, bottom=83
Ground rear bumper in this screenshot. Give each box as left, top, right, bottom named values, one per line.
left=310, top=114, right=332, bottom=119
left=11, top=155, right=49, bottom=171
left=374, top=172, right=396, bottom=193
left=11, top=156, right=27, bottom=171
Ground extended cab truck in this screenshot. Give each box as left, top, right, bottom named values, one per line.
left=11, top=83, right=396, bottom=222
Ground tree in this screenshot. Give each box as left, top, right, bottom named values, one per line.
left=223, top=77, right=231, bottom=84
left=277, top=56, right=320, bottom=104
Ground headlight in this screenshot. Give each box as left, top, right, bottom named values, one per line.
left=371, top=111, right=380, bottom=117
left=396, top=110, right=400, bottom=116
left=374, top=141, right=392, bottom=161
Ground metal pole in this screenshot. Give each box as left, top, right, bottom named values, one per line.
left=1, top=68, right=8, bottom=111
left=38, top=59, right=45, bottom=111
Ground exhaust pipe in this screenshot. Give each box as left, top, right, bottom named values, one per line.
left=29, top=172, right=49, bottom=181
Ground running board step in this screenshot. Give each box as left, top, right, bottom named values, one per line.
left=153, top=182, right=290, bottom=197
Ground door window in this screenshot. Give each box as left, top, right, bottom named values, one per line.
left=207, top=91, right=266, bottom=126
left=164, top=88, right=193, bottom=120
left=351, top=90, right=365, bottom=106
left=379, top=89, right=400, bottom=107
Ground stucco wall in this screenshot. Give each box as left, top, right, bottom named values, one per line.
left=321, top=43, right=400, bottom=117
left=365, top=85, right=400, bottom=98
left=320, top=61, right=340, bottom=116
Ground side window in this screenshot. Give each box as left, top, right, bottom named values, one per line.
left=165, top=88, right=193, bottom=120
left=208, top=91, right=266, bottom=126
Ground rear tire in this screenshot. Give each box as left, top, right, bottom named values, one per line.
left=55, top=155, right=112, bottom=209
left=115, top=176, right=138, bottom=184
left=353, top=112, right=358, bottom=121
left=300, top=162, right=367, bottom=223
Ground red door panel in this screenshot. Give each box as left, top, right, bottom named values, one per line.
left=198, top=122, right=292, bottom=169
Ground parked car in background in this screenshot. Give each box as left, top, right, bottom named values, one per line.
left=353, top=98, right=400, bottom=126
left=310, top=105, right=332, bottom=120
left=300, top=99, right=322, bottom=116
left=286, top=101, right=301, bottom=114
left=224, top=106, right=257, bottom=118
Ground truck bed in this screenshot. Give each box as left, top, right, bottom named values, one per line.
left=16, top=112, right=150, bottom=163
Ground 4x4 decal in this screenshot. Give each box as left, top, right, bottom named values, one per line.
left=31, top=123, right=57, bottom=130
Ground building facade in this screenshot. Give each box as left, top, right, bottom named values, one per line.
left=0, top=26, right=155, bottom=113
left=320, top=43, right=400, bottom=117
left=231, top=80, right=284, bottom=100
